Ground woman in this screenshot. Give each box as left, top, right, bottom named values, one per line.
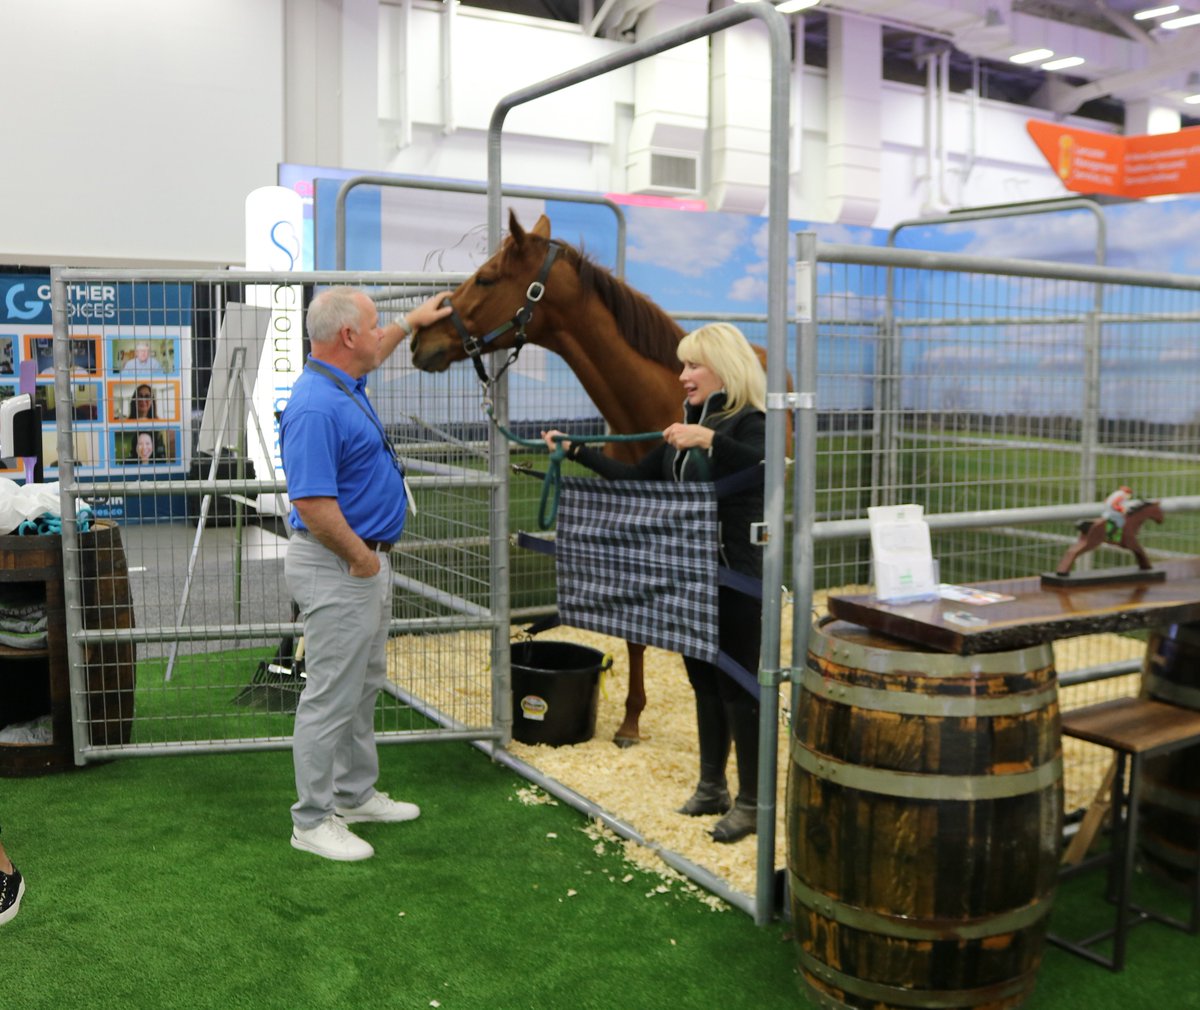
left=542, top=323, right=766, bottom=843
left=129, top=384, right=157, bottom=420
left=131, top=431, right=158, bottom=464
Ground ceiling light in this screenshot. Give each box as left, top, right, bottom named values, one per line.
left=1185, top=94, right=1200, bottom=104
left=1133, top=4, right=1179, bottom=18
left=775, top=0, right=820, bottom=11
left=1161, top=11, right=1200, bottom=26
left=1010, top=48, right=1054, bottom=64
left=1041, top=56, right=1085, bottom=70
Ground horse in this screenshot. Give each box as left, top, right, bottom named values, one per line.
left=1054, top=499, right=1164, bottom=577
left=410, top=210, right=784, bottom=746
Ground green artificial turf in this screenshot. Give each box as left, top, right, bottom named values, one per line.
left=6, top=738, right=1200, bottom=1010
left=3, top=744, right=804, bottom=1010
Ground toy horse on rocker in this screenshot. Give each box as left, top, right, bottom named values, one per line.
left=1048, top=486, right=1165, bottom=584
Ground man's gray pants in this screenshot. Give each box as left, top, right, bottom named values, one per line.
left=285, top=535, right=392, bottom=830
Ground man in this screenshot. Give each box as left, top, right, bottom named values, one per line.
left=281, top=286, right=452, bottom=861
left=1101, top=485, right=1134, bottom=537
left=120, top=341, right=167, bottom=377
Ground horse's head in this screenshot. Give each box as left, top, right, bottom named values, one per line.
left=1131, top=499, right=1165, bottom=524
left=410, top=211, right=561, bottom=375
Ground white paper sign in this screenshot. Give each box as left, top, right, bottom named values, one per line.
left=868, top=504, right=939, bottom=603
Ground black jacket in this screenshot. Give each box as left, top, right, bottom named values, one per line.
left=570, top=392, right=766, bottom=578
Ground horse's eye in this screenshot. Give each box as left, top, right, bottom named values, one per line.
left=475, top=275, right=495, bottom=288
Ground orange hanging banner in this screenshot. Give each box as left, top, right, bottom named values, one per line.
left=1026, top=120, right=1200, bottom=198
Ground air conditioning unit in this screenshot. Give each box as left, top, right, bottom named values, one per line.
left=629, top=148, right=701, bottom=195
left=651, top=151, right=699, bottom=191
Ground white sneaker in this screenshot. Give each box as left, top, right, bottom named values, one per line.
left=335, top=790, right=421, bottom=823
left=291, top=815, right=374, bottom=861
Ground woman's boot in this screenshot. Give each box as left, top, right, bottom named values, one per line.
left=677, top=690, right=732, bottom=816
left=710, top=695, right=759, bottom=843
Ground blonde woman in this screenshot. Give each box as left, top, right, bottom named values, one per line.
left=542, top=323, right=767, bottom=843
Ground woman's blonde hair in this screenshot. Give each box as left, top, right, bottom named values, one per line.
left=676, top=323, right=766, bottom=416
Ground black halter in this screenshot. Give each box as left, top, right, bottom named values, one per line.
left=444, top=240, right=561, bottom=384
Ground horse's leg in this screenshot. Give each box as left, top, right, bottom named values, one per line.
left=613, top=641, right=647, bottom=748
left=1056, top=535, right=1090, bottom=577
left=1056, top=523, right=1103, bottom=576
left=1122, top=533, right=1153, bottom=570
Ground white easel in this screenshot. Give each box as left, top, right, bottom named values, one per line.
left=165, top=304, right=280, bottom=681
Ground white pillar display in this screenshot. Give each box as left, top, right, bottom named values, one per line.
left=707, top=18, right=772, bottom=214
left=825, top=14, right=882, bottom=226
left=626, top=0, right=709, bottom=197
left=244, top=185, right=305, bottom=515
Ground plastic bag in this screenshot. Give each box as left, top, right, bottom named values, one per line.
left=0, top=479, right=65, bottom=536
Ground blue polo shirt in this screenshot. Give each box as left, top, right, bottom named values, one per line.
left=281, top=359, right=407, bottom=542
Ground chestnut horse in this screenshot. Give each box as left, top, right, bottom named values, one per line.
left=1054, top=499, right=1164, bottom=577
left=411, top=210, right=781, bottom=746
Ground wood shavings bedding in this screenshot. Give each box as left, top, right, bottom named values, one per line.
left=389, top=591, right=1146, bottom=902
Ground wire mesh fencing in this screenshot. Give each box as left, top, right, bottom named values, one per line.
left=802, top=241, right=1200, bottom=815
left=46, top=270, right=523, bottom=759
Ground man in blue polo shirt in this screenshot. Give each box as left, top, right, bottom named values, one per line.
left=282, top=285, right=451, bottom=862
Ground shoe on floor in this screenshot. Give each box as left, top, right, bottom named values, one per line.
left=0, top=866, right=25, bottom=925
left=291, top=816, right=374, bottom=861
left=709, top=801, right=757, bottom=844
left=335, top=791, right=420, bottom=823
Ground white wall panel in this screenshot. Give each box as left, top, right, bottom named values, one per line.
left=1, top=0, right=284, bottom=266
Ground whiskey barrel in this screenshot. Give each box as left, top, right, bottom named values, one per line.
left=788, top=619, right=1062, bottom=1010
left=1140, top=622, right=1200, bottom=880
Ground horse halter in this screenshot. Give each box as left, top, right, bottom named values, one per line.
left=443, top=240, right=562, bottom=384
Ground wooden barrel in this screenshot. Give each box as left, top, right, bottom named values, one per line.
left=77, top=522, right=136, bottom=746
left=1140, top=622, right=1200, bottom=880
left=788, top=619, right=1062, bottom=1010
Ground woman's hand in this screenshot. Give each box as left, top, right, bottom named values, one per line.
left=541, top=429, right=572, bottom=455
left=663, top=423, right=713, bottom=451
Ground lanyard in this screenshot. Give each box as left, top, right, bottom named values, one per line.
left=304, top=358, right=417, bottom=515
left=305, top=359, right=404, bottom=476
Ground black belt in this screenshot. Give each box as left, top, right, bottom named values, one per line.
left=362, top=538, right=394, bottom=553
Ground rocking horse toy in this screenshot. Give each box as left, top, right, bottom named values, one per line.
left=1048, top=487, right=1165, bottom=584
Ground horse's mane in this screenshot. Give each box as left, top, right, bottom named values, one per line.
left=546, top=240, right=685, bottom=370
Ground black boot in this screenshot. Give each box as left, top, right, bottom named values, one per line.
left=677, top=689, right=731, bottom=816
left=710, top=695, right=759, bottom=843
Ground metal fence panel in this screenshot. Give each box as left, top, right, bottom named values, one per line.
left=48, top=270, right=507, bottom=761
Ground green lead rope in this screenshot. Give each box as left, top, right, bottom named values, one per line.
left=484, top=403, right=662, bottom=529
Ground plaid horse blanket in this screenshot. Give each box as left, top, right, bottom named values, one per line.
left=554, top=478, right=720, bottom=664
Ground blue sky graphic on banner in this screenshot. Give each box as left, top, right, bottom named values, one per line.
left=279, top=164, right=1200, bottom=428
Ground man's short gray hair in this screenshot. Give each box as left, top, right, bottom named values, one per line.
left=307, top=288, right=366, bottom=345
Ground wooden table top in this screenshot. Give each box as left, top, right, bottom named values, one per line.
left=825, top=558, right=1200, bottom=655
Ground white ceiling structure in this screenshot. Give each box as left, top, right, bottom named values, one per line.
left=541, top=0, right=1200, bottom=124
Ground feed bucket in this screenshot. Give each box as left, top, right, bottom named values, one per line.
left=510, top=640, right=610, bottom=746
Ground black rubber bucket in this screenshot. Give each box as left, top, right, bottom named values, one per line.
left=510, top=640, right=611, bottom=746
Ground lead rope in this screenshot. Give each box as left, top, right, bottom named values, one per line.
left=482, top=401, right=661, bottom=529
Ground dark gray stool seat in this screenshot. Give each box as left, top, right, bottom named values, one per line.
left=1049, top=696, right=1200, bottom=971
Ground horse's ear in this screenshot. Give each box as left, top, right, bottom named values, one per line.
left=532, top=215, right=551, bottom=240
left=507, top=209, right=526, bottom=247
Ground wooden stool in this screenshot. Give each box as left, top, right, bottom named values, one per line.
left=1049, top=697, right=1200, bottom=971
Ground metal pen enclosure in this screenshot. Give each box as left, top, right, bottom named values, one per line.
left=37, top=243, right=1200, bottom=925
left=48, top=268, right=512, bottom=765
